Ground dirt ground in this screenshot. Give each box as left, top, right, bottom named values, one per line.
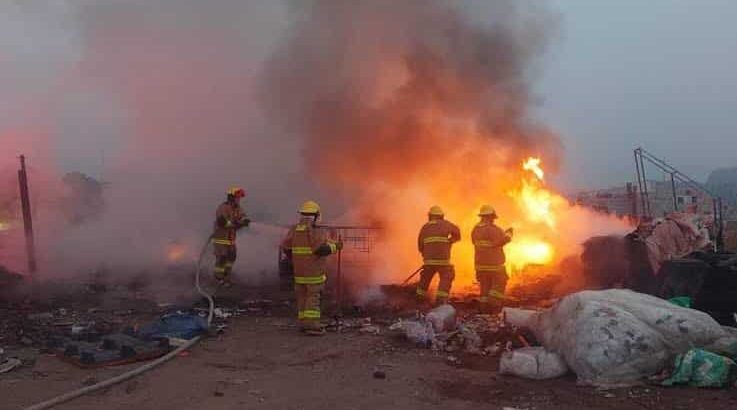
left=3, top=285, right=737, bottom=410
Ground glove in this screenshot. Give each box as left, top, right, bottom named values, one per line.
left=505, top=227, right=514, bottom=238
left=238, top=217, right=251, bottom=228
left=335, top=241, right=344, bottom=251
left=313, top=244, right=333, bottom=257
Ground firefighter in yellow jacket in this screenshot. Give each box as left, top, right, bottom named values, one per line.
left=212, top=187, right=250, bottom=287
left=281, top=200, right=341, bottom=335
left=472, top=205, right=513, bottom=312
left=416, top=206, right=461, bottom=305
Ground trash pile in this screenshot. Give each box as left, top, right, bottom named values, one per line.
left=504, top=289, right=737, bottom=388
left=635, top=212, right=712, bottom=274
left=390, top=305, right=534, bottom=357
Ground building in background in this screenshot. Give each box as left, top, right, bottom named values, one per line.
left=573, top=179, right=733, bottom=221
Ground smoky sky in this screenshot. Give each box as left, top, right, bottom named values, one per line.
left=4, top=1, right=735, bottom=192
left=539, top=0, right=737, bottom=191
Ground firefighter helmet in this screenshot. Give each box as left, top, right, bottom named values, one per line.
left=299, top=200, right=321, bottom=215
left=428, top=205, right=444, bottom=216
left=478, top=204, right=497, bottom=217
left=227, top=187, right=246, bottom=198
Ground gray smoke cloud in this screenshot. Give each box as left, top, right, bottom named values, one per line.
left=2, top=0, right=567, bottom=294
left=259, top=0, right=565, bottom=287
left=1, top=1, right=312, bottom=285
left=261, top=0, right=561, bottom=191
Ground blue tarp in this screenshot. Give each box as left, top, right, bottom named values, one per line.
left=138, top=313, right=208, bottom=340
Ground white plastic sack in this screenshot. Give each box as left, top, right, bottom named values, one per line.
left=392, top=320, right=435, bottom=347
left=499, top=347, right=568, bottom=380
left=504, top=289, right=737, bottom=387
left=426, top=304, right=457, bottom=333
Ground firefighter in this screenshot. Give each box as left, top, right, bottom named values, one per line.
left=472, top=204, right=513, bottom=313
left=281, top=200, right=342, bottom=336
left=416, top=206, right=461, bottom=306
left=212, top=187, right=251, bottom=287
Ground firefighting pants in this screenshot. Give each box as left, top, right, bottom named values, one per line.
left=295, top=283, right=324, bottom=330
left=416, top=265, right=455, bottom=303
left=477, top=267, right=508, bottom=308
left=213, top=244, right=237, bottom=281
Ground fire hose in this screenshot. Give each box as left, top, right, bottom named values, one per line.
left=23, top=236, right=216, bottom=410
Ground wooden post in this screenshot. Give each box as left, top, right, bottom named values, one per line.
left=18, top=155, right=37, bottom=277
left=335, top=233, right=343, bottom=318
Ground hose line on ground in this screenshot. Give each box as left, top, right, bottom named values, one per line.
left=23, top=236, right=216, bottom=410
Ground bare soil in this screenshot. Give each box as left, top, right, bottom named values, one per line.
left=2, top=284, right=737, bottom=410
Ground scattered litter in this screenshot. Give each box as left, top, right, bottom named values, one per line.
left=359, top=325, right=381, bottom=335
left=27, top=312, right=54, bottom=322
left=426, top=305, right=456, bottom=333
left=663, top=348, right=737, bottom=388
left=446, top=355, right=461, bottom=366
left=0, top=358, right=21, bottom=374
left=71, top=322, right=94, bottom=336
left=391, top=319, right=435, bottom=348
left=499, top=347, right=568, bottom=380
left=434, top=324, right=483, bottom=354
left=213, top=308, right=233, bottom=319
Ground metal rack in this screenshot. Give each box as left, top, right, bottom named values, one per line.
left=634, top=147, right=724, bottom=250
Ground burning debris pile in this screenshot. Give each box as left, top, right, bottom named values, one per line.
left=263, top=0, right=631, bottom=291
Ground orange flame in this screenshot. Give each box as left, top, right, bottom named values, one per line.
left=505, top=157, right=558, bottom=271
left=165, top=241, right=187, bottom=264
left=522, top=157, right=545, bottom=181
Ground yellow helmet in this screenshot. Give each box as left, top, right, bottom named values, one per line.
left=428, top=205, right=444, bottom=216
left=227, top=187, right=246, bottom=198
left=299, top=200, right=321, bottom=215
left=479, top=204, right=496, bottom=216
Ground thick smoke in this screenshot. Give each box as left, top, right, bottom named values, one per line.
left=263, top=1, right=560, bottom=186
left=1, top=1, right=308, bottom=286
left=261, top=0, right=571, bottom=284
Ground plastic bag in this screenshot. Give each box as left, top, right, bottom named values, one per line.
left=663, top=349, right=737, bottom=388
left=393, top=320, right=436, bottom=348
left=504, top=289, right=737, bottom=387
left=499, top=347, right=568, bottom=380
left=426, top=304, right=457, bottom=333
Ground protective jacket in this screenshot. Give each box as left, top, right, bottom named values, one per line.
left=471, top=221, right=510, bottom=271
left=213, top=202, right=249, bottom=246
left=281, top=217, right=339, bottom=285
left=417, top=219, right=461, bottom=266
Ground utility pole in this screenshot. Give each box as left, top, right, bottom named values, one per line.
left=18, top=155, right=37, bottom=277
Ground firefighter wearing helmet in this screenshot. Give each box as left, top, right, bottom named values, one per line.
left=416, top=206, right=461, bottom=305
left=281, top=200, right=342, bottom=335
left=211, top=187, right=250, bottom=287
left=472, top=204, right=513, bottom=313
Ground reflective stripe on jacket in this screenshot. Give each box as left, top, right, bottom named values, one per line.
left=417, top=219, right=461, bottom=266
left=213, top=202, right=246, bottom=245
left=281, top=217, right=338, bottom=282
left=471, top=221, right=510, bottom=268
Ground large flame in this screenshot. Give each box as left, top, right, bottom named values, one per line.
left=505, top=157, right=559, bottom=270
left=368, top=152, right=632, bottom=291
